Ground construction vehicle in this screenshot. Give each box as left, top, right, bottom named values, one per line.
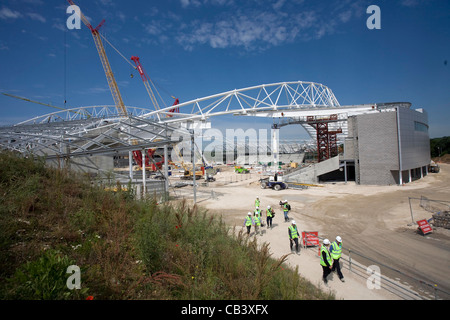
left=172, top=143, right=204, bottom=180
left=68, top=0, right=127, bottom=116
left=260, top=174, right=288, bottom=191
left=132, top=148, right=164, bottom=172
left=235, top=166, right=249, bottom=174
left=429, top=161, right=440, bottom=173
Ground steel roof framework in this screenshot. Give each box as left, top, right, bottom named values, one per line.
left=0, top=81, right=388, bottom=163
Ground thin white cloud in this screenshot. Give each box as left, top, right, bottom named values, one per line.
left=97, top=0, right=115, bottom=6
left=0, top=7, right=22, bottom=20
left=26, top=12, right=46, bottom=23
left=147, top=1, right=364, bottom=52
left=272, top=0, right=286, bottom=11
left=401, top=0, right=420, bottom=7
left=180, top=0, right=233, bottom=7
left=0, top=7, right=45, bottom=23
left=176, top=9, right=320, bottom=51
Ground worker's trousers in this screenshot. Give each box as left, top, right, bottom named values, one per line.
left=332, top=258, right=344, bottom=280
left=267, top=216, right=273, bottom=228
left=283, top=211, right=289, bottom=222
left=290, top=238, right=299, bottom=253
left=322, top=265, right=332, bottom=282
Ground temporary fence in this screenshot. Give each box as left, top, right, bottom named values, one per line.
left=302, top=231, right=450, bottom=300
left=409, top=196, right=450, bottom=225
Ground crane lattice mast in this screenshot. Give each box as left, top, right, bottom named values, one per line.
left=67, top=0, right=127, bottom=116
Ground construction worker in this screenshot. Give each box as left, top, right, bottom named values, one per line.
left=266, top=205, right=274, bottom=229
left=254, top=206, right=261, bottom=217
left=281, top=200, right=290, bottom=222
left=255, top=196, right=260, bottom=208
left=288, top=221, right=300, bottom=253
left=243, top=212, right=253, bottom=235
left=320, top=239, right=333, bottom=285
left=330, top=236, right=345, bottom=282
left=254, top=210, right=262, bottom=236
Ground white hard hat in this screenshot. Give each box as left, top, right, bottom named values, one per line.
left=323, top=239, right=330, bottom=245
left=267, top=205, right=271, bottom=208
left=292, top=220, right=296, bottom=224
left=248, top=212, right=252, bottom=215
left=284, top=199, right=288, bottom=202
left=256, top=196, right=259, bottom=198
left=336, top=236, right=342, bottom=242
left=256, top=206, right=259, bottom=209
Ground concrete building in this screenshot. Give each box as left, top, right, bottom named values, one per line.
left=283, top=102, right=431, bottom=186
left=343, top=103, right=431, bottom=185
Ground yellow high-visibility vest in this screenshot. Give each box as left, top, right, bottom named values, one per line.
left=330, top=241, right=342, bottom=260
left=288, top=225, right=298, bottom=239
left=320, top=245, right=332, bottom=267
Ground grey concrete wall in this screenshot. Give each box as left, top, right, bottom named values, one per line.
left=356, top=111, right=399, bottom=185
left=345, top=107, right=431, bottom=185
left=284, top=155, right=340, bottom=184
left=398, top=107, right=430, bottom=171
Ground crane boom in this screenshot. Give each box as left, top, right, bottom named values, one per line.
left=130, top=55, right=180, bottom=119
left=67, top=0, right=127, bottom=116
left=131, top=56, right=160, bottom=114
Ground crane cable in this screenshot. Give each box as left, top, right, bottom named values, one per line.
left=98, top=31, right=176, bottom=109
left=99, top=32, right=135, bottom=69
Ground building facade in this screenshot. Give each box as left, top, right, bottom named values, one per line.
left=343, top=103, right=431, bottom=185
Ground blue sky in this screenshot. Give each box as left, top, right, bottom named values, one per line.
left=0, top=0, right=449, bottom=141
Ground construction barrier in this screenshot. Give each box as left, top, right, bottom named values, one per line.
left=302, top=231, right=319, bottom=247
left=417, top=219, right=433, bottom=235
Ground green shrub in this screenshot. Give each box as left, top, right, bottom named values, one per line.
left=1, top=250, right=88, bottom=300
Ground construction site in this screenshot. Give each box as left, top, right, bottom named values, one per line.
left=1, top=1, right=449, bottom=300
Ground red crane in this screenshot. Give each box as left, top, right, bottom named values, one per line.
left=130, top=56, right=179, bottom=170
left=130, top=56, right=179, bottom=117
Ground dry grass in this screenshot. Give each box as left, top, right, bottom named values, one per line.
left=0, top=151, right=333, bottom=300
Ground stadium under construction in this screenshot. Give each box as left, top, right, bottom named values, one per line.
left=0, top=2, right=432, bottom=200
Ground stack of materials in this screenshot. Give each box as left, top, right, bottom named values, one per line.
left=433, top=211, right=450, bottom=229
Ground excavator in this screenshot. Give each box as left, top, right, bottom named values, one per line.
left=171, top=144, right=204, bottom=180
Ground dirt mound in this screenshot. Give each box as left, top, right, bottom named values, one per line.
left=434, top=154, right=450, bottom=163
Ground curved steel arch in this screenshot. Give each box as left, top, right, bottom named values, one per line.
left=10, top=81, right=340, bottom=127
left=142, top=81, right=341, bottom=122
left=16, top=105, right=154, bottom=125
left=1, top=81, right=344, bottom=158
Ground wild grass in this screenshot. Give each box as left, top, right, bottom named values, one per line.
left=0, top=151, right=334, bottom=300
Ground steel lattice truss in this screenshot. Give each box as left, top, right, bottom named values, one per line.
left=0, top=107, right=181, bottom=160
left=0, top=81, right=380, bottom=162
left=141, top=81, right=341, bottom=122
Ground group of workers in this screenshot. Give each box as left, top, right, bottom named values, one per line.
left=244, top=196, right=345, bottom=285
left=244, top=196, right=290, bottom=236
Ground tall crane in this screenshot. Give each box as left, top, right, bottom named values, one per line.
left=130, top=56, right=179, bottom=119
left=130, top=56, right=161, bottom=119
left=67, top=0, right=127, bottom=116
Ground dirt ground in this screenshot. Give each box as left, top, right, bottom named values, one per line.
left=172, top=164, right=450, bottom=300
